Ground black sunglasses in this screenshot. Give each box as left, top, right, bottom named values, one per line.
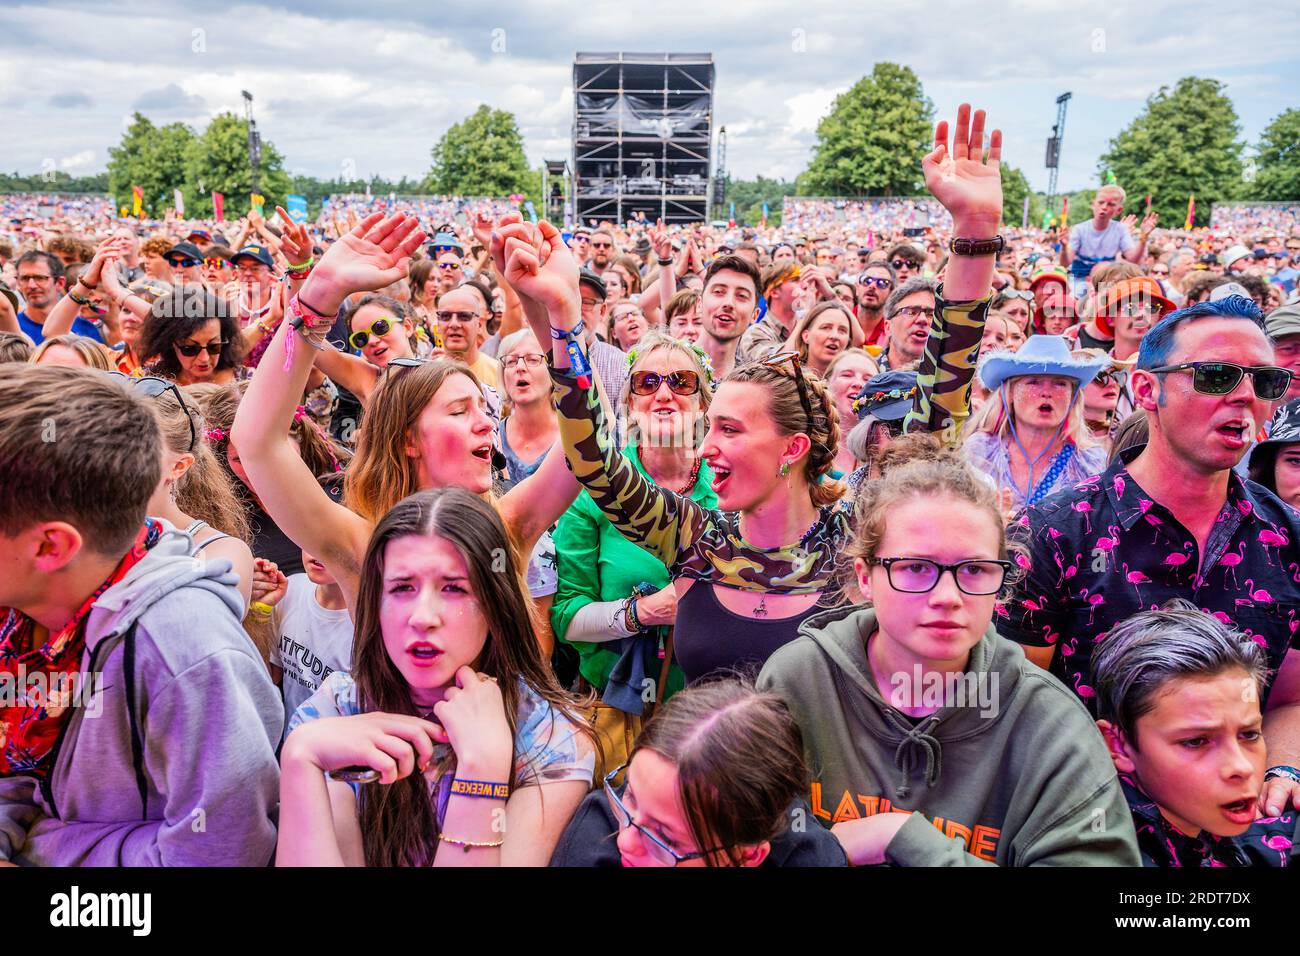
left=630, top=369, right=701, bottom=396
left=111, top=372, right=197, bottom=450
left=891, top=258, right=919, bottom=271
left=170, top=258, right=201, bottom=269
left=175, top=341, right=225, bottom=358
left=1093, top=369, right=1129, bottom=389
left=383, top=356, right=429, bottom=378
left=1149, top=362, right=1293, bottom=401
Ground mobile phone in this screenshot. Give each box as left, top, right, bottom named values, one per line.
left=328, top=765, right=380, bottom=783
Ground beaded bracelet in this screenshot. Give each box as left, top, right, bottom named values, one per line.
left=437, top=832, right=504, bottom=853
left=449, top=778, right=510, bottom=800
left=67, top=288, right=90, bottom=306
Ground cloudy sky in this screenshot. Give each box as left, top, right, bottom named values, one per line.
left=3, top=0, right=1297, bottom=196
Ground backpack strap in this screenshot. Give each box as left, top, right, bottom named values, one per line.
left=122, top=624, right=150, bottom=820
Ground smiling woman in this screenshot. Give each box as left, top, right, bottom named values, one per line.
left=139, top=283, right=244, bottom=385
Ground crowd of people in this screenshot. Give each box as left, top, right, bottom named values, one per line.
left=1, top=102, right=1298, bottom=869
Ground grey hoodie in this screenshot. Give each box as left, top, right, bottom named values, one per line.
left=0, top=529, right=283, bottom=866
left=757, top=604, right=1140, bottom=866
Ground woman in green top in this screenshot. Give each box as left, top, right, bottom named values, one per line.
left=551, top=331, right=717, bottom=704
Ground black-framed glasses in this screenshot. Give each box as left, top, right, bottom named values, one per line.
left=894, top=305, right=936, bottom=321
left=869, top=557, right=1013, bottom=595
left=761, top=350, right=814, bottom=432
left=630, top=369, right=701, bottom=396
left=110, top=372, right=197, bottom=451
left=1094, top=368, right=1129, bottom=389
left=603, top=765, right=723, bottom=866
left=174, top=341, right=225, bottom=358
left=170, top=258, right=201, bottom=269
left=501, top=352, right=546, bottom=370
left=348, top=317, right=393, bottom=350
left=1149, top=362, right=1292, bottom=401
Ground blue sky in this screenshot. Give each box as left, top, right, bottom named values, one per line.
left=2, top=0, right=1296, bottom=195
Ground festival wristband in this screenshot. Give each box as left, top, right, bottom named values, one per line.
left=550, top=320, right=592, bottom=389
left=449, top=778, right=510, bottom=800
left=285, top=256, right=315, bottom=272
left=67, top=288, right=90, bottom=306
left=1264, top=765, right=1300, bottom=786
left=249, top=601, right=275, bottom=617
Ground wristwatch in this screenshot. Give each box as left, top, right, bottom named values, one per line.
left=948, top=235, right=1005, bottom=257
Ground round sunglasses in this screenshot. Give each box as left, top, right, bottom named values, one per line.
left=349, top=317, right=394, bottom=350
left=630, top=369, right=701, bottom=396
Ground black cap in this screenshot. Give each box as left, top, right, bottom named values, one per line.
left=578, top=269, right=607, bottom=300
left=164, top=241, right=203, bottom=263
left=232, top=244, right=275, bottom=268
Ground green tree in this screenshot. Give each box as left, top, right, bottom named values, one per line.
left=184, top=112, right=291, bottom=219
left=424, top=105, right=535, bottom=201
left=726, top=175, right=795, bottom=226
left=1098, top=77, right=1243, bottom=228
left=0, top=170, right=108, bottom=193
left=797, top=63, right=934, bottom=197
left=107, top=113, right=196, bottom=215
left=1248, top=108, right=1300, bottom=202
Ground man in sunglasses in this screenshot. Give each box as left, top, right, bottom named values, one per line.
left=855, top=261, right=895, bottom=348
left=1005, top=294, right=1300, bottom=822
left=885, top=242, right=924, bottom=284
left=589, top=230, right=616, bottom=277
left=164, top=241, right=205, bottom=285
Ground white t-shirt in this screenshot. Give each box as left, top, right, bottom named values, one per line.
left=1069, top=220, right=1134, bottom=263
left=271, top=574, right=354, bottom=735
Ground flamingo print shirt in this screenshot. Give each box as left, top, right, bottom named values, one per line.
left=1121, top=778, right=1295, bottom=867
left=1002, top=451, right=1300, bottom=715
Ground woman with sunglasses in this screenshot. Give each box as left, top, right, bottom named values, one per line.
left=278, top=487, right=595, bottom=867
left=309, top=293, right=422, bottom=407
left=139, top=284, right=244, bottom=385
left=551, top=678, right=846, bottom=867
left=963, top=336, right=1108, bottom=518
left=547, top=104, right=1009, bottom=682
left=233, top=211, right=584, bottom=615
left=1075, top=348, right=1133, bottom=445
left=757, top=451, right=1139, bottom=866
left=551, top=333, right=716, bottom=762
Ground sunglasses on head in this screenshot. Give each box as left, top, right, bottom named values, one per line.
left=175, top=340, right=225, bottom=358
left=349, top=317, right=396, bottom=350
left=630, top=369, right=701, bottom=396
left=110, top=372, right=197, bottom=450
left=1149, top=361, right=1292, bottom=401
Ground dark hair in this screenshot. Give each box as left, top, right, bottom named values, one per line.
left=1137, top=295, right=1265, bottom=371
left=631, top=678, right=808, bottom=867
left=886, top=243, right=924, bottom=266
left=140, top=284, right=244, bottom=379
left=0, top=364, right=160, bottom=555
left=703, top=253, right=762, bottom=301
left=455, top=278, right=493, bottom=314
left=1093, top=598, right=1269, bottom=748
left=15, top=250, right=65, bottom=282
left=0, top=331, right=34, bottom=364
left=351, top=488, right=595, bottom=867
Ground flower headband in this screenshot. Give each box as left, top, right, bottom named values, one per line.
left=851, top=385, right=918, bottom=417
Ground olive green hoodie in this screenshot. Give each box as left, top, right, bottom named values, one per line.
left=757, top=605, right=1139, bottom=866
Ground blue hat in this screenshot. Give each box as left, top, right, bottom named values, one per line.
left=853, top=369, right=919, bottom=422
left=430, top=232, right=463, bottom=254
left=978, top=334, right=1106, bottom=392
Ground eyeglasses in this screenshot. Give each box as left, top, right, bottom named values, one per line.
left=1149, top=361, right=1293, bottom=401
left=591, top=241, right=613, bottom=249
left=869, top=557, right=1013, bottom=595
left=438, top=261, right=463, bottom=271
left=435, top=310, right=479, bottom=325
left=501, top=352, right=546, bottom=370
left=630, top=369, right=701, bottom=396
left=859, top=275, right=893, bottom=290
left=1116, top=299, right=1162, bottom=319
left=603, top=765, right=721, bottom=866
left=110, top=372, right=197, bottom=450
left=894, top=305, right=936, bottom=321
left=175, top=341, right=225, bottom=358
left=891, top=259, right=918, bottom=271
left=1001, top=289, right=1034, bottom=302
left=349, top=317, right=394, bottom=350
left=761, top=350, right=815, bottom=434
left=17, top=273, right=53, bottom=284
left=580, top=297, right=604, bottom=311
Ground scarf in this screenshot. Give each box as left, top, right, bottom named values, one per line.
left=0, top=520, right=158, bottom=779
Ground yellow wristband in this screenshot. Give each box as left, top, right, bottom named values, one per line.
left=249, top=601, right=274, bottom=617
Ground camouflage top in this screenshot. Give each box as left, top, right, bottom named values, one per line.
left=902, top=287, right=992, bottom=444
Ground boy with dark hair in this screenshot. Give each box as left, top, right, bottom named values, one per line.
left=1094, top=601, right=1297, bottom=867
left=699, top=253, right=762, bottom=378
left=0, top=365, right=282, bottom=866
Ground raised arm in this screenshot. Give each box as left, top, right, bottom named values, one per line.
left=904, top=104, right=1001, bottom=441
left=311, top=345, right=382, bottom=406
left=232, top=212, right=424, bottom=605
left=42, top=236, right=126, bottom=338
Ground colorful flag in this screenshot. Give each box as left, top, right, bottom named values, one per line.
left=131, top=185, right=143, bottom=217
left=524, top=200, right=538, bottom=223
left=728, top=201, right=735, bottom=228
left=212, top=191, right=225, bottom=222
left=250, top=193, right=265, bottom=216
left=761, top=202, right=769, bottom=227
left=285, top=194, right=308, bottom=223
left=1062, top=197, right=1069, bottom=224
left=1021, top=196, right=1029, bottom=229
left=1104, top=169, right=1117, bottom=185
left=173, top=189, right=185, bottom=216
left=1184, top=195, right=1195, bottom=230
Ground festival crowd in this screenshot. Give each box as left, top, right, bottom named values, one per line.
left=0, top=103, right=1298, bottom=868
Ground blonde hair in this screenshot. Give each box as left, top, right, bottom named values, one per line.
left=30, top=334, right=113, bottom=371
left=151, top=388, right=251, bottom=542
left=962, top=372, right=1100, bottom=452
left=1095, top=184, right=1127, bottom=205
left=824, top=347, right=879, bottom=383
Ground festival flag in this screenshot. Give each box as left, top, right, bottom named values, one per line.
left=131, top=185, right=143, bottom=217
left=119, top=206, right=129, bottom=218
left=285, top=194, right=308, bottom=223
left=1104, top=169, right=1117, bottom=185
left=524, top=200, right=538, bottom=223
left=761, top=202, right=769, bottom=227
left=1061, top=196, right=1069, bottom=225
left=1145, top=194, right=1152, bottom=210
left=1021, top=196, right=1029, bottom=229
left=212, top=191, right=225, bottom=222
left=250, top=193, right=265, bottom=216
left=728, top=201, right=735, bottom=228
left=1184, top=194, right=1195, bottom=230
left=173, top=189, right=185, bottom=216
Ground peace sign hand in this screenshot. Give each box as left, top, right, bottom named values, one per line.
left=274, top=205, right=313, bottom=268
left=923, top=103, right=1003, bottom=235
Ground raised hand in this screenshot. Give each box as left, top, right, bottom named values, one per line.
left=503, top=219, right=579, bottom=323
left=649, top=218, right=673, bottom=262
left=274, top=206, right=313, bottom=267
left=1139, top=211, right=1159, bottom=236
left=303, top=212, right=425, bottom=314
left=431, top=667, right=513, bottom=776
left=922, top=103, right=1003, bottom=235
left=81, top=235, right=130, bottom=288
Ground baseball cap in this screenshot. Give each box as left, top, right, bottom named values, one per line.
left=186, top=229, right=212, bottom=242
left=231, top=244, right=275, bottom=268
left=578, top=269, right=607, bottom=300
left=1221, top=244, right=1251, bottom=269
left=164, top=241, right=203, bottom=264
left=1209, top=281, right=1251, bottom=303
left=1264, top=303, right=1300, bottom=340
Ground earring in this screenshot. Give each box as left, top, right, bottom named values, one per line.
left=167, top=479, right=178, bottom=502
left=779, top=461, right=790, bottom=478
